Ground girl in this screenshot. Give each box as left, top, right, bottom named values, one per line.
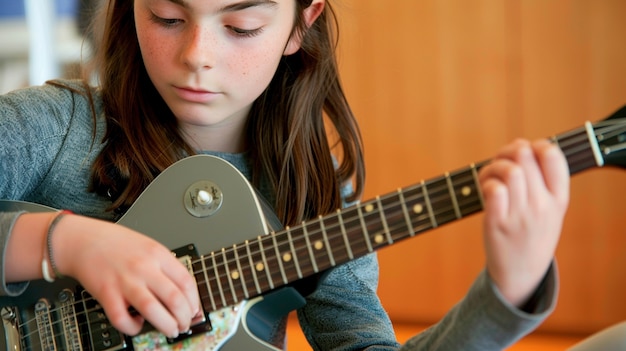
left=0, top=0, right=570, bottom=350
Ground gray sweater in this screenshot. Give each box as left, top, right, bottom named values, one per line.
left=0, top=80, right=557, bottom=350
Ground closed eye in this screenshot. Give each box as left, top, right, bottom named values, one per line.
left=226, top=25, right=264, bottom=38
left=150, top=13, right=184, bottom=28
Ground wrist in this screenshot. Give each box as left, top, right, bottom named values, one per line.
left=42, top=210, right=73, bottom=282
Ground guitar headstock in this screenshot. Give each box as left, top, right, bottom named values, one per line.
left=594, top=105, right=626, bottom=169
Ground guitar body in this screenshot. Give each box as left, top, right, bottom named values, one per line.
left=0, top=155, right=306, bottom=351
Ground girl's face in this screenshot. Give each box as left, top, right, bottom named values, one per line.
left=134, top=0, right=308, bottom=148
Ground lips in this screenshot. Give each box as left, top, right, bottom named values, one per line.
left=174, top=86, right=220, bottom=103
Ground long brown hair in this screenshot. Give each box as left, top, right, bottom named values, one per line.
left=88, top=0, right=364, bottom=226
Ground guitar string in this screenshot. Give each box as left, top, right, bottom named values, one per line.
left=19, top=304, right=113, bottom=349
left=231, top=122, right=596, bottom=263
left=13, top=125, right=601, bottom=345
left=188, top=127, right=597, bottom=303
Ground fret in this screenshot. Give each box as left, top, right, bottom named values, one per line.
left=471, top=164, right=485, bottom=209
left=402, top=184, right=436, bottom=234
left=445, top=172, right=462, bottom=219
left=357, top=203, right=374, bottom=253
left=200, top=256, right=217, bottom=311
left=289, top=226, right=315, bottom=276
left=424, top=177, right=458, bottom=226
left=302, top=224, right=320, bottom=273
left=257, top=236, right=275, bottom=290
left=210, top=252, right=228, bottom=307
left=339, top=206, right=371, bottom=258
left=302, top=218, right=332, bottom=271
left=337, top=209, right=354, bottom=260
left=221, top=248, right=239, bottom=304
left=319, top=213, right=353, bottom=264
left=421, top=180, right=437, bottom=228
left=376, top=196, right=393, bottom=244
left=245, top=240, right=263, bottom=295
left=398, top=188, right=416, bottom=237
left=275, top=230, right=301, bottom=282
left=376, top=192, right=414, bottom=243
left=260, top=234, right=288, bottom=288
left=448, top=166, right=483, bottom=217
left=319, top=216, right=336, bottom=266
left=271, top=232, right=288, bottom=285
left=232, top=244, right=250, bottom=299
left=360, top=200, right=387, bottom=251
left=286, top=226, right=304, bottom=279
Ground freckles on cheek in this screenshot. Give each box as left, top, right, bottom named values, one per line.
left=139, top=34, right=167, bottom=66
left=229, top=57, right=254, bottom=79
left=235, top=49, right=281, bottom=83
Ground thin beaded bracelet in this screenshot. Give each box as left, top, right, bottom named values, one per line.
left=41, top=210, right=72, bottom=283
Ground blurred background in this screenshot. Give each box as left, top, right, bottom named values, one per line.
left=0, top=0, right=95, bottom=93
left=1, top=0, right=625, bottom=348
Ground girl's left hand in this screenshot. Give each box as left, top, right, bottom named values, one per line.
left=478, top=138, right=570, bottom=307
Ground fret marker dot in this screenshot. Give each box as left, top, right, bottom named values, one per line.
left=283, top=253, right=292, bottom=262
left=314, top=241, right=324, bottom=250
left=413, top=204, right=423, bottom=214
left=462, top=186, right=472, bottom=197
left=374, top=234, right=384, bottom=244
left=256, top=263, right=264, bottom=271
left=365, top=204, right=375, bottom=213
left=231, top=271, right=240, bottom=280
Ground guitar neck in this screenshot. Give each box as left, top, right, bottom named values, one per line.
left=194, top=122, right=602, bottom=313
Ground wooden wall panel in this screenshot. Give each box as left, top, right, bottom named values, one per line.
left=334, top=0, right=626, bottom=336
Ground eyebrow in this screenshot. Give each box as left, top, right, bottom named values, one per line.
left=165, top=0, right=278, bottom=12
left=220, top=0, right=278, bottom=12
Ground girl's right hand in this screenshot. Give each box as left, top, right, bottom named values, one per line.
left=53, top=214, right=201, bottom=338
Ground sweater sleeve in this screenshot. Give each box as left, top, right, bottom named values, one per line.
left=399, top=263, right=558, bottom=351
left=0, top=81, right=87, bottom=296
left=0, top=83, right=78, bottom=199
left=296, top=254, right=402, bottom=351
left=294, top=179, right=402, bottom=350
left=0, top=85, right=65, bottom=297
left=0, top=212, right=29, bottom=296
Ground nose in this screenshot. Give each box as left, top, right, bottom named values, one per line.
left=180, top=25, right=215, bottom=71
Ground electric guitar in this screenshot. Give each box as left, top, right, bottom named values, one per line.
left=1, top=105, right=626, bottom=351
